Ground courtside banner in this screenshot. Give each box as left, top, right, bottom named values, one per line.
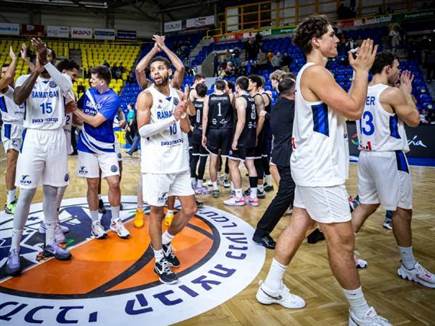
left=94, top=28, right=116, bottom=40
left=164, top=20, right=182, bottom=33
left=117, top=29, right=136, bottom=40
left=47, top=26, right=70, bottom=38
left=186, top=15, right=215, bottom=28
left=21, top=24, right=44, bottom=37
left=0, top=23, right=19, bottom=36
left=71, top=27, right=92, bottom=39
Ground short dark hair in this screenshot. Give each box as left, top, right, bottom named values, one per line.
left=282, top=72, right=296, bottom=80
left=56, top=59, right=80, bottom=72
left=215, top=79, right=226, bottom=91
left=278, top=78, right=295, bottom=95
left=236, top=76, right=249, bottom=91
left=226, top=81, right=235, bottom=92
left=196, top=83, right=208, bottom=97
left=194, top=73, right=205, bottom=81
left=90, top=65, right=111, bottom=84
left=370, top=52, right=399, bottom=75
left=149, top=56, right=171, bottom=69
left=293, top=15, right=330, bottom=54
left=248, top=74, right=263, bottom=88
left=2, top=63, right=9, bottom=68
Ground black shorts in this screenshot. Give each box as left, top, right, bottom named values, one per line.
left=191, top=129, right=208, bottom=156
left=206, top=128, right=233, bottom=156
left=228, top=146, right=256, bottom=161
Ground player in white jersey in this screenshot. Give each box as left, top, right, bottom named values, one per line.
left=6, top=38, right=72, bottom=276
left=0, top=47, right=21, bottom=215
left=352, top=52, right=435, bottom=288
left=255, top=16, right=391, bottom=325
left=136, top=56, right=196, bottom=284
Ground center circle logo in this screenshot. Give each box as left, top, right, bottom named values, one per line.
left=0, top=196, right=265, bottom=325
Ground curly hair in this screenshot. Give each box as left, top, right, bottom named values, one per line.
left=293, top=15, right=330, bottom=54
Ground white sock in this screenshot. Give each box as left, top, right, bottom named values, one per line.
left=153, top=248, right=164, bottom=262
left=250, top=187, right=258, bottom=199
left=166, top=209, right=174, bottom=216
left=263, top=258, right=287, bottom=292
left=45, top=222, right=56, bottom=246
left=98, top=194, right=102, bottom=200
left=235, top=188, right=243, bottom=198
left=191, top=177, right=196, bottom=187
left=399, top=246, right=416, bottom=269
left=212, top=181, right=218, bottom=190
left=197, top=179, right=203, bottom=187
left=265, top=174, right=272, bottom=185
left=343, top=287, right=370, bottom=319
left=230, top=182, right=234, bottom=191
left=258, top=184, right=264, bottom=192
left=7, top=189, right=16, bottom=204
left=90, top=210, right=99, bottom=222
left=162, top=231, right=175, bottom=245
left=11, top=228, right=23, bottom=252
left=111, top=206, right=120, bottom=223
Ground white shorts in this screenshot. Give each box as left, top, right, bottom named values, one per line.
left=64, top=129, right=73, bottom=155
left=77, top=151, right=120, bottom=179
left=142, top=170, right=194, bottom=207
left=114, top=139, right=122, bottom=162
left=16, top=128, right=68, bottom=189
left=358, top=151, right=412, bottom=210
left=2, top=123, right=23, bottom=152
left=294, top=184, right=351, bottom=223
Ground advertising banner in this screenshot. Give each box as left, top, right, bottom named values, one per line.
left=116, top=29, right=136, bottom=40
left=47, top=25, right=70, bottom=38
left=71, top=26, right=93, bottom=39
left=94, top=28, right=115, bottom=40
left=164, top=20, right=182, bottom=33
left=186, top=15, right=215, bottom=28
left=21, top=24, right=44, bottom=37
left=0, top=23, right=19, bottom=36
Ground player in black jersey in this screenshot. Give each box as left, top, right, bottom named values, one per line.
left=189, top=83, right=209, bottom=195
left=202, top=79, right=234, bottom=198
left=224, top=76, right=265, bottom=207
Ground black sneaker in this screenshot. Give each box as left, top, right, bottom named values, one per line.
left=98, top=199, right=106, bottom=214
left=253, top=234, right=276, bottom=249
left=307, top=228, right=325, bottom=244
left=196, top=200, right=204, bottom=208
left=264, top=184, right=274, bottom=192
left=257, top=189, right=266, bottom=199
left=162, top=243, right=180, bottom=267
left=211, top=189, right=220, bottom=198
left=243, top=188, right=250, bottom=196
left=154, top=258, right=178, bottom=284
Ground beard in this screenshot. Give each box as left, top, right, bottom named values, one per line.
left=153, top=75, right=169, bottom=86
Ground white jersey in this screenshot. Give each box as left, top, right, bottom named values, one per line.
left=140, top=84, right=189, bottom=174
left=356, top=84, right=409, bottom=152
left=0, top=86, right=25, bottom=125
left=16, top=74, right=66, bottom=130
left=291, top=62, right=349, bottom=187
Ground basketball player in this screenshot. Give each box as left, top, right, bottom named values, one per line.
left=72, top=65, right=129, bottom=240
left=202, top=79, right=234, bottom=198
left=0, top=47, right=20, bottom=215
left=6, top=38, right=72, bottom=275
left=189, top=73, right=206, bottom=103
left=190, top=83, right=209, bottom=195
left=256, top=16, right=390, bottom=325
left=352, top=52, right=435, bottom=288
left=224, top=76, right=262, bottom=206
left=136, top=56, right=196, bottom=284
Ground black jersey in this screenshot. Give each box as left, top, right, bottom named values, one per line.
left=208, top=93, right=233, bottom=129
left=238, top=94, right=257, bottom=148
left=192, top=99, right=204, bottom=130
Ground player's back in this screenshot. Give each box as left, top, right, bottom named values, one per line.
left=208, top=93, right=233, bottom=129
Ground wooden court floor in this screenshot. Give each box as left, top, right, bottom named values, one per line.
left=0, top=152, right=434, bottom=325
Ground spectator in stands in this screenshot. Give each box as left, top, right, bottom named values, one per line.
left=126, top=104, right=140, bottom=156
left=271, top=52, right=282, bottom=69
left=245, top=38, right=259, bottom=61
left=280, top=52, right=292, bottom=72
left=389, top=24, right=402, bottom=54
left=103, top=60, right=110, bottom=68
left=256, top=49, right=268, bottom=71
left=420, top=108, right=429, bottom=124
left=425, top=48, right=435, bottom=83
left=213, top=53, right=219, bottom=77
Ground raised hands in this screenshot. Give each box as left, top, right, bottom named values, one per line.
left=152, top=35, right=166, bottom=51
left=399, top=70, right=414, bottom=95
left=31, top=37, right=48, bottom=65
left=20, top=43, right=28, bottom=60
left=348, top=39, right=378, bottom=73
left=9, top=46, right=17, bottom=61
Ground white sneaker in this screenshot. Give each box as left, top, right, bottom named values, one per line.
left=349, top=307, right=391, bottom=326
left=110, top=219, right=130, bottom=239
left=256, top=281, right=305, bottom=309
left=355, top=255, right=368, bottom=269
left=39, top=222, right=70, bottom=234
left=91, top=221, right=106, bottom=239
left=54, top=225, right=66, bottom=244
left=223, top=196, right=245, bottom=206
left=397, top=262, right=435, bottom=288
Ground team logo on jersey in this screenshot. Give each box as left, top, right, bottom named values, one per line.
left=110, top=165, right=118, bottom=173
left=78, top=166, right=88, bottom=175
left=49, top=81, right=57, bottom=88
left=0, top=196, right=265, bottom=325
left=19, top=175, right=32, bottom=185
left=173, top=98, right=179, bottom=106
left=157, top=192, right=168, bottom=204
left=64, top=173, right=70, bottom=182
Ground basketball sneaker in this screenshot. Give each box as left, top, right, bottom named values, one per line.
left=39, top=223, right=66, bottom=244
left=110, top=219, right=130, bottom=239
left=4, top=200, right=17, bottom=215
left=211, top=189, right=220, bottom=198
left=91, top=220, right=107, bottom=239
left=154, top=258, right=178, bottom=284
left=349, top=307, right=391, bottom=326
left=44, top=243, right=71, bottom=260
left=264, top=183, right=274, bottom=192
left=223, top=179, right=231, bottom=188
left=383, top=211, right=393, bottom=230
left=194, top=185, right=209, bottom=195
left=164, top=210, right=174, bottom=226
left=397, top=262, right=435, bottom=288
left=98, top=199, right=106, bottom=214
left=224, top=196, right=245, bottom=206
left=39, top=222, right=70, bottom=234
left=162, top=243, right=180, bottom=267
left=355, top=255, right=368, bottom=269
left=245, top=196, right=259, bottom=207
left=6, top=249, right=21, bottom=276
left=256, top=281, right=305, bottom=309
left=257, top=189, right=266, bottom=199
left=134, top=209, right=145, bottom=228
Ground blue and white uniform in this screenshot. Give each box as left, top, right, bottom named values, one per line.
left=141, top=84, right=193, bottom=206
left=15, top=69, right=71, bottom=189
left=76, top=87, right=121, bottom=178
left=0, top=86, right=24, bottom=152
left=291, top=62, right=351, bottom=223
left=356, top=84, right=412, bottom=210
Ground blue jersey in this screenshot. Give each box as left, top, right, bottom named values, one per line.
left=77, top=88, right=120, bottom=154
